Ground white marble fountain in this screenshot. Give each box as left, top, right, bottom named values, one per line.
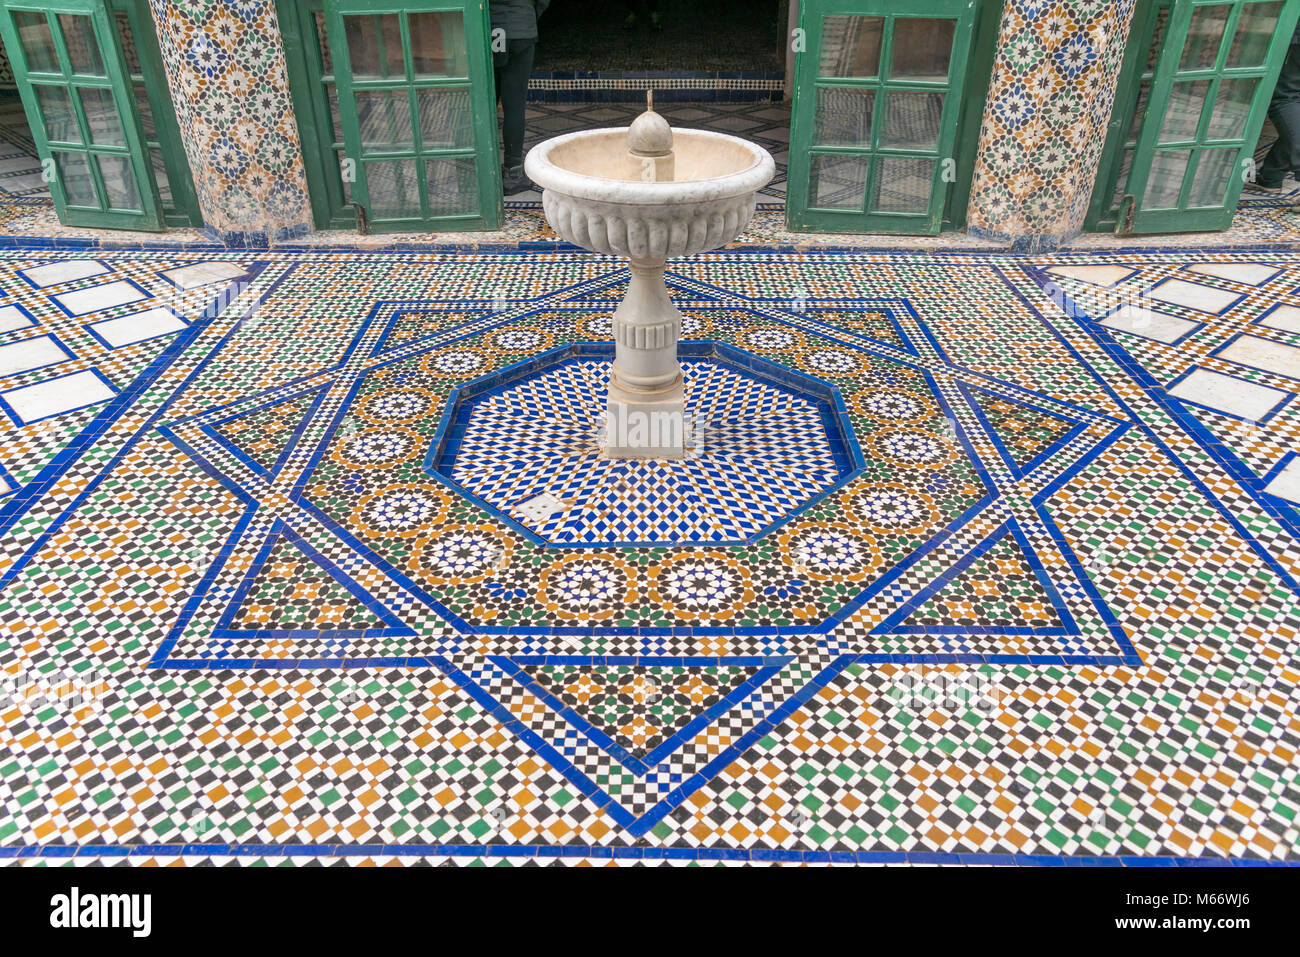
left=525, top=93, right=774, bottom=459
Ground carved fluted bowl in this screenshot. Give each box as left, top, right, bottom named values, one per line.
left=524, top=128, right=775, bottom=260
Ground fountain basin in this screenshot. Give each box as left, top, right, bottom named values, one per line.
left=526, top=119, right=774, bottom=460
left=525, top=128, right=774, bottom=259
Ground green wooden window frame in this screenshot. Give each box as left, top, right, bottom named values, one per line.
left=1088, top=0, right=1300, bottom=234
left=107, top=0, right=202, bottom=228
left=786, top=0, right=991, bottom=235
left=282, top=0, right=501, bottom=234
left=0, top=0, right=164, bottom=229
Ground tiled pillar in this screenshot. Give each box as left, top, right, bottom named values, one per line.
left=146, top=1, right=312, bottom=244
left=966, top=0, right=1138, bottom=251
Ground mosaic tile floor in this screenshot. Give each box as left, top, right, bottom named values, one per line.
left=0, top=244, right=1297, bottom=867
left=3, top=65, right=1299, bottom=867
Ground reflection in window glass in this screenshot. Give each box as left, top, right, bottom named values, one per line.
left=97, top=155, right=141, bottom=211
left=1188, top=148, right=1236, bottom=207
left=409, top=12, right=468, bottom=77
left=872, top=157, right=935, bottom=213
left=819, top=16, right=883, bottom=77
left=425, top=158, right=477, bottom=217
left=79, top=87, right=127, bottom=147
left=1226, top=1, right=1282, bottom=67
left=35, top=85, right=79, bottom=143
left=881, top=91, right=944, bottom=150
left=813, top=87, right=874, bottom=147
left=810, top=154, right=868, bottom=209
left=417, top=89, right=473, bottom=150
left=14, top=12, right=59, bottom=72
left=55, top=151, right=97, bottom=206
left=890, top=18, right=954, bottom=82
left=1158, top=80, right=1209, bottom=143
left=346, top=14, right=404, bottom=80
left=1208, top=77, right=1259, bottom=140
left=1179, top=3, right=1231, bottom=71
left=1143, top=150, right=1191, bottom=208
left=365, top=159, right=420, bottom=218
left=58, top=14, right=104, bottom=76
left=355, top=89, right=414, bottom=153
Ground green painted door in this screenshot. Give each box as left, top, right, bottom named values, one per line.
left=0, top=0, right=164, bottom=230
left=108, top=0, right=202, bottom=228
left=786, top=0, right=979, bottom=234
left=324, top=0, right=501, bottom=233
left=1102, top=0, right=1300, bottom=234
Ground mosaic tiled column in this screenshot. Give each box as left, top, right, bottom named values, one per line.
left=967, top=0, right=1138, bottom=251
left=146, top=0, right=312, bottom=244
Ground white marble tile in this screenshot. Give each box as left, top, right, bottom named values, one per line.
left=20, top=259, right=107, bottom=288
left=1147, top=278, right=1242, bottom=314
left=0, top=369, right=114, bottom=423
left=1217, top=335, right=1300, bottom=380
left=159, top=262, right=248, bottom=290
left=1169, top=368, right=1288, bottom=421
left=88, top=308, right=187, bottom=348
left=52, top=280, right=148, bottom=317
left=1186, top=262, right=1280, bottom=286
left=0, top=335, right=72, bottom=378
left=6, top=173, right=47, bottom=191
left=1044, top=264, right=1137, bottom=286
left=1100, top=306, right=1199, bottom=344
left=0, top=157, right=40, bottom=173
left=1258, top=305, right=1300, bottom=335
left=0, top=306, right=35, bottom=334
left=1263, top=459, right=1300, bottom=505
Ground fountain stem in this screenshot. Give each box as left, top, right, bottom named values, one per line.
left=606, top=257, right=685, bottom=459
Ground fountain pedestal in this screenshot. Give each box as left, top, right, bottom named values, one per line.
left=525, top=93, right=774, bottom=460
left=606, top=259, right=685, bottom=458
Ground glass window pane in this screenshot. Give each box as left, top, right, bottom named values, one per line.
left=150, top=148, right=172, bottom=204
left=327, top=85, right=344, bottom=146
left=889, top=18, right=954, bottom=82
left=425, top=158, right=477, bottom=217
left=345, top=14, right=404, bottom=80
left=54, top=151, right=96, bottom=206
left=14, top=12, right=59, bottom=73
left=1226, top=1, right=1282, bottom=67
left=1159, top=80, right=1210, bottom=143
left=312, top=11, right=334, bottom=74
left=58, top=14, right=104, bottom=76
left=871, top=156, right=934, bottom=213
left=133, top=84, right=156, bottom=141
left=417, top=88, right=472, bottom=150
left=114, top=12, right=141, bottom=74
left=1188, top=148, right=1237, bottom=207
left=355, top=89, right=414, bottom=152
left=1126, top=80, right=1151, bottom=143
left=1180, top=3, right=1231, bottom=71
left=1143, top=149, right=1191, bottom=208
left=814, top=87, right=874, bottom=147
left=409, top=12, right=468, bottom=77
left=1111, top=147, right=1136, bottom=208
left=365, top=159, right=420, bottom=218
left=34, top=85, right=80, bottom=143
left=881, top=91, right=944, bottom=150
left=96, top=154, right=141, bottom=211
left=819, top=16, right=883, bottom=78
left=1208, top=77, right=1259, bottom=140
left=809, top=154, right=867, bottom=209
left=78, top=87, right=126, bottom=146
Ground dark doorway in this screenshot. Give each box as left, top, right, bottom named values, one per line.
left=532, top=0, right=784, bottom=73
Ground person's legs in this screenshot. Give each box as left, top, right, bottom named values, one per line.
left=498, top=38, right=536, bottom=192
left=1258, top=43, right=1300, bottom=188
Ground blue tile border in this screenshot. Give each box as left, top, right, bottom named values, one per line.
left=0, top=842, right=1290, bottom=864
